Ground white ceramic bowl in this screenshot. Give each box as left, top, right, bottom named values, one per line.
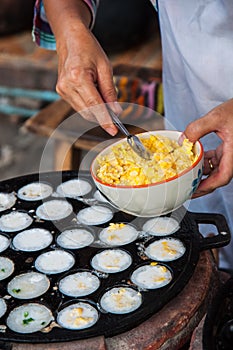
left=90, top=130, right=204, bottom=217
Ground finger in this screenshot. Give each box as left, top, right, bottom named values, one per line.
left=184, top=111, right=220, bottom=143
left=76, top=79, right=118, bottom=136
left=96, top=63, right=123, bottom=123
left=57, top=59, right=119, bottom=135
left=192, top=173, right=221, bottom=198
left=191, top=182, right=214, bottom=198
left=97, top=64, right=118, bottom=104
left=194, top=161, right=233, bottom=196
left=203, top=150, right=219, bottom=175
left=58, top=77, right=119, bottom=136
left=203, top=158, right=215, bottom=175
left=56, top=82, right=97, bottom=123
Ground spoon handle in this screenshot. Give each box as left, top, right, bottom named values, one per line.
left=107, top=107, right=130, bottom=137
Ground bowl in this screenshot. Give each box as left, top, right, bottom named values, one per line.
left=90, top=130, right=204, bottom=217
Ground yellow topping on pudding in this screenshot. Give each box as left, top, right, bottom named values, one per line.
left=107, top=223, right=126, bottom=231
left=76, top=282, right=87, bottom=290
left=69, top=308, right=93, bottom=326
left=161, top=241, right=177, bottom=255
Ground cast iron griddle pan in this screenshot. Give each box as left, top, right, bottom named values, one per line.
left=0, top=171, right=230, bottom=343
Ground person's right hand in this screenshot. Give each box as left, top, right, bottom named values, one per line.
left=44, top=0, right=119, bottom=136
left=56, top=23, right=119, bottom=135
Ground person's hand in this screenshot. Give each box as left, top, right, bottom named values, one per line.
left=183, top=99, right=233, bottom=198
left=43, top=0, right=119, bottom=136
left=56, top=24, right=120, bottom=136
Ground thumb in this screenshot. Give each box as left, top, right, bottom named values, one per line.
left=184, top=113, right=217, bottom=143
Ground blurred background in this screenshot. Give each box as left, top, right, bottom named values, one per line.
left=0, top=0, right=162, bottom=181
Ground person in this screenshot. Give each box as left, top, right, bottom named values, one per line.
left=33, top=0, right=233, bottom=270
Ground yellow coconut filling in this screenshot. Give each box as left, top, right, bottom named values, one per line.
left=69, top=308, right=93, bottom=326
left=96, top=135, right=197, bottom=186
left=161, top=241, right=178, bottom=256
left=107, top=223, right=125, bottom=241
left=107, top=223, right=126, bottom=231
left=111, top=288, right=136, bottom=308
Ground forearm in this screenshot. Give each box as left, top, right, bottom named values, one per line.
left=43, top=0, right=92, bottom=45
left=36, top=0, right=118, bottom=135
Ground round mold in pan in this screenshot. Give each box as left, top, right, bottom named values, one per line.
left=7, top=272, right=50, bottom=299
left=0, top=211, right=33, bottom=233
left=0, top=192, right=16, bottom=212
left=17, top=182, right=53, bottom=202
left=56, top=300, right=99, bottom=330
left=130, top=263, right=173, bottom=290
left=6, top=303, right=54, bottom=334
left=90, top=248, right=132, bottom=274
left=12, top=228, right=53, bottom=252
left=36, top=200, right=73, bottom=221
left=0, top=233, right=11, bottom=253
left=34, top=249, right=75, bottom=275
left=142, top=216, right=180, bottom=236
left=98, top=223, right=139, bottom=247
left=99, top=286, right=143, bottom=314
left=56, top=227, right=95, bottom=250
left=56, top=178, right=92, bottom=198
left=0, top=256, right=14, bottom=281
left=58, top=270, right=101, bottom=298
left=0, top=298, right=7, bottom=318
left=144, top=237, right=186, bottom=262
left=77, top=205, right=113, bottom=226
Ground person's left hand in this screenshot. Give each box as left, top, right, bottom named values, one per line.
left=182, top=98, right=233, bottom=198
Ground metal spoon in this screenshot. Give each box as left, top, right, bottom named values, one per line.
left=107, top=108, right=152, bottom=160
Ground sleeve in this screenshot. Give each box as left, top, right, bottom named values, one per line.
left=32, top=0, right=100, bottom=50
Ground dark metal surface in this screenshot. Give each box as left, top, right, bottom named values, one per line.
left=0, top=171, right=231, bottom=343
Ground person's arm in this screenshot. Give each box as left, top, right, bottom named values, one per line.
left=43, top=0, right=119, bottom=135
left=182, top=99, right=233, bottom=197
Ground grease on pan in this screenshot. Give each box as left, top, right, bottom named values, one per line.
left=0, top=211, right=33, bottom=232
left=0, top=257, right=14, bottom=281
left=91, top=249, right=132, bottom=273
left=56, top=178, right=92, bottom=198
left=57, top=302, right=99, bottom=330
left=35, top=250, right=75, bottom=274
left=59, top=271, right=100, bottom=297
left=100, top=287, right=142, bottom=314
left=56, top=228, right=94, bottom=249
left=0, top=234, right=11, bottom=252
left=12, top=228, right=53, bottom=252
left=7, top=272, right=50, bottom=299
left=17, top=182, right=53, bottom=201
left=130, top=263, right=172, bottom=289
left=145, top=238, right=186, bottom=261
left=36, top=200, right=73, bottom=221
left=99, top=223, right=138, bottom=246
left=77, top=205, right=113, bottom=226
left=6, top=303, right=53, bottom=334
left=0, top=192, right=16, bottom=212
left=142, top=217, right=180, bottom=236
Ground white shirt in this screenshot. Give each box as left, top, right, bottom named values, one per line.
left=157, top=0, right=233, bottom=269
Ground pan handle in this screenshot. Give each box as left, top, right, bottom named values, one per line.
left=188, top=212, right=231, bottom=251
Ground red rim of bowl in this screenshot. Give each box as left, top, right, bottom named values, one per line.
left=90, top=133, right=204, bottom=189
